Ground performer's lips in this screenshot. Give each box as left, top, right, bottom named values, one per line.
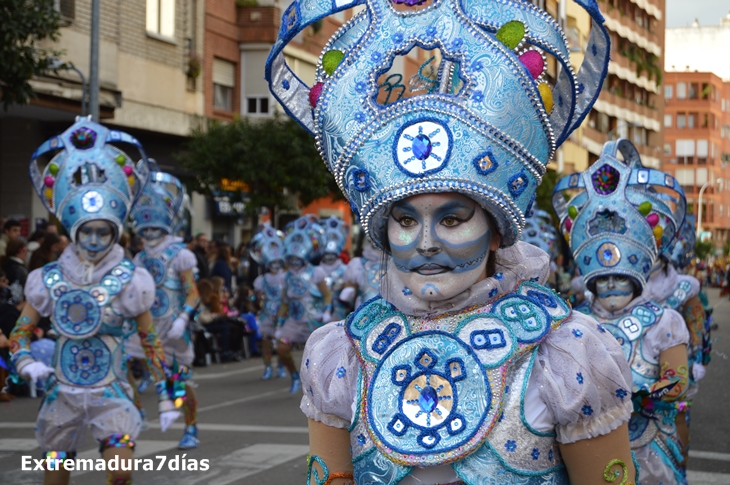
left=413, top=263, right=450, bottom=275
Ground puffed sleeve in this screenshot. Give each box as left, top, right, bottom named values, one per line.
left=24, top=268, right=53, bottom=317
left=311, top=266, right=326, bottom=286
left=253, top=275, right=264, bottom=292
left=111, top=267, right=156, bottom=318
left=343, top=258, right=364, bottom=286
left=172, top=248, right=197, bottom=273
left=300, top=322, right=359, bottom=429
left=643, top=308, right=690, bottom=359
left=531, top=311, right=633, bottom=444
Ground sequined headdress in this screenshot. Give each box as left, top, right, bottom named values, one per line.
left=29, top=117, right=150, bottom=242
left=321, top=216, right=349, bottom=255
left=520, top=209, right=558, bottom=259
left=553, top=139, right=686, bottom=290
left=284, top=216, right=325, bottom=263
left=668, top=216, right=695, bottom=270
left=250, top=223, right=286, bottom=267
left=267, top=0, right=611, bottom=248
left=130, top=166, right=186, bottom=235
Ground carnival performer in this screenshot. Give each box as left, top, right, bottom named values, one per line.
left=643, top=217, right=707, bottom=467
left=554, top=139, right=690, bottom=485
left=340, top=237, right=385, bottom=310
left=276, top=217, right=331, bottom=393
left=266, top=0, right=638, bottom=483
left=520, top=209, right=559, bottom=288
left=250, top=224, right=287, bottom=380
left=9, top=117, right=180, bottom=485
left=319, top=216, right=350, bottom=323
left=127, top=169, right=201, bottom=450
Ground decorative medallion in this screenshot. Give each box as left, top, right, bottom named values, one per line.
left=81, top=191, right=104, bottom=213
left=70, top=127, right=97, bottom=150
left=591, top=164, right=620, bottom=195
left=596, top=242, right=621, bottom=267
left=394, top=120, right=451, bottom=177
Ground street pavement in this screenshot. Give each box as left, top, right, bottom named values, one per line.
left=0, top=288, right=729, bottom=484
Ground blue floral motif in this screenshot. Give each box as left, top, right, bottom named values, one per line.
left=355, top=81, right=367, bottom=93
left=452, top=37, right=464, bottom=49
left=355, top=111, right=366, bottom=123
left=392, top=33, right=404, bottom=44
left=581, top=405, right=593, bottom=416
left=494, top=272, right=503, bottom=280
left=615, top=388, right=628, bottom=399
left=596, top=324, right=606, bottom=333
left=471, top=61, right=483, bottom=71
left=402, top=287, right=412, bottom=296
left=576, top=372, right=583, bottom=384
left=472, top=90, right=484, bottom=102
left=505, top=440, right=517, bottom=452
left=531, top=448, right=540, bottom=460
left=336, top=366, right=346, bottom=378
left=357, top=434, right=366, bottom=445
left=572, top=329, right=583, bottom=338
left=305, top=359, right=309, bottom=368
left=282, top=79, right=290, bottom=90
left=371, top=51, right=383, bottom=63
left=425, top=26, right=437, bottom=36
left=549, top=449, right=554, bottom=461
left=489, top=288, right=498, bottom=298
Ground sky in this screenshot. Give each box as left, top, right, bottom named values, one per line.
left=666, top=0, right=730, bottom=28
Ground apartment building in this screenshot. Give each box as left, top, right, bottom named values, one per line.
left=661, top=72, right=730, bottom=245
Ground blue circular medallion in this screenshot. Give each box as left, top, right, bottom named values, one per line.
left=54, top=290, right=102, bottom=338
left=60, top=337, right=111, bottom=386
left=144, top=257, right=166, bottom=286
left=151, top=288, right=170, bottom=318
left=394, top=120, right=452, bottom=177
left=288, top=300, right=305, bottom=321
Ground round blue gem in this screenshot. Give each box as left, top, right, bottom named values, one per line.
left=418, top=386, right=438, bottom=413
left=412, top=134, right=432, bottom=160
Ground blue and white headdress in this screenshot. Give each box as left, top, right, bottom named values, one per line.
left=321, top=216, right=349, bottom=255
left=668, top=216, right=695, bottom=270
left=172, top=186, right=193, bottom=236
left=29, top=116, right=150, bottom=242
left=553, top=139, right=686, bottom=290
left=251, top=223, right=286, bottom=267
left=520, top=209, right=558, bottom=258
left=267, top=0, right=611, bottom=248
left=284, top=216, right=325, bottom=263
left=130, top=165, right=185, bottom=235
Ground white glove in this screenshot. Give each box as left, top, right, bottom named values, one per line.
left=21, top=361, right=54, bottom=383
left=692, top=362, right=706, bottom=381
left=339, top=287, right=356, bottom=303
left=322, top=309, right=333, bottom=323
left=159, top=410, right=181, bottom=433
left=167, top=316, right=188, bottom=340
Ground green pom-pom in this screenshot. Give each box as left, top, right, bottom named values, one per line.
left=638, top=201, right=652, bottom=216
left=568, top=205, right=578, bottom=219
left=322, top=50, right=345, bottom=76
left=48, top=163, right=59, bottom=175
left=496, top=21, right=526, bottom=50
left=115, top=154, right=126, bottom=165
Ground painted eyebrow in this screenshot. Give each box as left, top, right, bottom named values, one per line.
left=390, top=201, right=418, bottom=216
left=434, top=200, right=476, bottom=219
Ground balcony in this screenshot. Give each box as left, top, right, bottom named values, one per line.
left=237, top=6, right=280, bottom=44
left=605, top=8, right=661, bottom=55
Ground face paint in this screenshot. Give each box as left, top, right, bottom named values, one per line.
left=387, top=193, right=494, bottom=301
left=286, top=255, right=305, bottom=270
left=268, top=261, right=283, bottom=274
left=140, top=227, right=166, bottom=247
left=321, top=253, right=339, bottom=265
left=594, top=275, right=636, bottom=311
left=76, top=220, right=116, bottom=264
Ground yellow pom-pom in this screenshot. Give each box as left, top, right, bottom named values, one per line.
left=653, top=225, right=663, bottom=240
left=174, top=397, right=184, bottom=408
left=44, top=188, right=53, bottom=199
left=538, top=83, right=554, bottom=114
left=127, top=176, right=135, bottom=186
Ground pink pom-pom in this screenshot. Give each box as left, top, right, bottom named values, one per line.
left=646, top=213, right=659, bottom=228
left=565, top=218, right=572, bottom=232
left=44, top=176, right=54, bottom=188
left=309, top=82, right=324, bottom=108
left=123, top=166, right=133, bottom=176
left=519, top=50, right=544, bottom=80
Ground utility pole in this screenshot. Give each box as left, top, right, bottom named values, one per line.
left=89, top=0, right=100, bottom=121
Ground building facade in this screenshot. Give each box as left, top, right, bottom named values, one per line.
left=665, top=13, right=730, bottom=82
left=661, top=72, right=730, bottom=245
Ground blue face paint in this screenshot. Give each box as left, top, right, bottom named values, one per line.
left=76, top=220, right=116, bottom=264
left=387, top=193, right=494, bottom=302
left=594, top=275, right=636, bottom=312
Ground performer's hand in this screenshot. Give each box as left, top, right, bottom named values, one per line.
left=167, top=316, right=188, bottom=340
left=692, top=362, right=706, bottom=381
left=339, top=287, right=356, bottom=303
left=21, top=361, right=54, bottom=383
left=159, top=410, right=181, bottom=432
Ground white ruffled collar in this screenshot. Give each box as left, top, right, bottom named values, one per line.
left=382, top=241, right=550, bottom=318
left=59, top=243, right=124, bottom=286
left=144, top=235, right=183, bottom=257
left=643, top=264, right=679, bottom=304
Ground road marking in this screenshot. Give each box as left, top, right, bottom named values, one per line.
left=690, top=450, right=730, bottom=462
left=195, top=387, right=290, bottom=413
left=175, top=443, right=309, bottom=485
left=193, top=366, right=264, bottom=380
left=0, top=439, right=39, bottom=452
left=687, top=470, right=730, bottom=485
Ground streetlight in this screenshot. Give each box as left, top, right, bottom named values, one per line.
left=696, top=177, right=722, bottom=238
left=49, top=59, right=87, bottom=116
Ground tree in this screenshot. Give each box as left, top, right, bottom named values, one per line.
left=177, top=115, right=340, bottom=223
left=0, top=0, right=65, bottom=110
left=695, top=240, right=713, bottom=261
left=535, top=167, right=561, bottom=226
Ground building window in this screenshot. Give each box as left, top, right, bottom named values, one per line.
left=697, top=139, right=709, bottom=164
left=665, top=85, right=673, bottom=99
left=213, top=58, right=235, bottom=112
left=246, top=97, right=270, bottom=115
left=677, top=114, right=686, bottom=129
left=663, top=143, right=672, bottom=156
left=146, top=0, right=175, bottom=38
left=677, top=82, right=687, bottom=99
left=664, top=114, right=672, bottom=128
left=675, top=168, right=694, bottom=187
left=676, top=139, right=695, bottom=164
left=55, top=0, right=75, bottom=19
left=688, top=113, right=696, bottom=129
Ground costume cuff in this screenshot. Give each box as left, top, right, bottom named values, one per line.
left=556, top=400, right=632, bottom=444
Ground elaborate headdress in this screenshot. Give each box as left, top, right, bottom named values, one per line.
left=520, top=209, right=558, bottom=259
left=553, top=139, right=686, bottom=290
left=267, top=0, right=611, bottom=248
left=284, top=216, right=325, bottom=262
left=172, top=186, right=193, bottom=236
left=130, top=163, right=186, bottom=235
left=321, top=216, right=349, bottom=255
left=250, top=223, right=286, bottom=267
left=30, top=117, right=150, bottom=241
left=668, top=216, right=695, bottom=270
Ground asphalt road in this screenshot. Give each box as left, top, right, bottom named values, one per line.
left=0, top=289, right=728, bottom=484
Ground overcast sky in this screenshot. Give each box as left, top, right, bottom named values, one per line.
left=666, top=0, right=729, bottom=27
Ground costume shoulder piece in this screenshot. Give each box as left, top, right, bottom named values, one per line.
left=345, top=281, right=570, bottom=467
